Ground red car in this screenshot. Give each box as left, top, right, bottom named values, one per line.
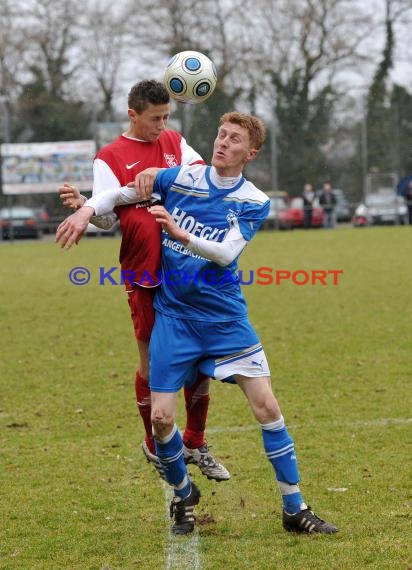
left=262, top=192, right=292, bottom=230
left=284, top=197, right=324, bottom=228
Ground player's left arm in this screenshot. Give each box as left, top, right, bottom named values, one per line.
left=149, top=199, right=270, bottom=267
left=150, top=205, right=246, bottom=266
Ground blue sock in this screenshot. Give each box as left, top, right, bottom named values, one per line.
left=155, top=425, right=191, bottom=499
left=261, top=417, right=305, bottom=513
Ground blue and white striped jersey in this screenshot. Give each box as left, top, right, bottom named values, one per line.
left=153, top=164, right=270, bottom=321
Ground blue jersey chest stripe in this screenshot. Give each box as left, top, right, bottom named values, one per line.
left=171, top=183, right=209, bottom=197
left=223, top=196, right=267, bottom=205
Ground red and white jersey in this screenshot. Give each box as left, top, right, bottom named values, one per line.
left=92, top=130, right=203, bottom=288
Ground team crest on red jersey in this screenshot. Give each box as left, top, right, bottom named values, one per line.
left=164, top=153, right=178, bottom=167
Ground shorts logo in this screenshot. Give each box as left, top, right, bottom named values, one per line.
left=251, top=359, right=264, bottom=369
left=164, top=153, right=178, bottom=167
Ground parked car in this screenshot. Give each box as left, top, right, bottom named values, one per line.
left=352, top=192, right=407, bottom=226
left=32, top=206, right=51, bottom=233
left=0, top=206, right=42, bottom=239
left=332, top=189, right=351, bottom=222
left=285, top=197, right=324, bottom=228
left=262, top=192, right=291, bottom=230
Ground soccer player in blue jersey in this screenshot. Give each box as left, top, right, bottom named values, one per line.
left=56, top=112, right=338, bottom=537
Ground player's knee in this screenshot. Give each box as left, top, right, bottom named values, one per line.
left=151, top=407, right=175, bottom=435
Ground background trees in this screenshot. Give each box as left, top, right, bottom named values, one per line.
left=1, top=0, right=412, bottom=204
left=254, top=0, right=371, bottom=193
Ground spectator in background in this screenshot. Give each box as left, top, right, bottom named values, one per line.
left=405, top=180, right=412, bottom=225
left=302, top=183, right=315, bottom=229
left=318, top=182, right=337, bottom=228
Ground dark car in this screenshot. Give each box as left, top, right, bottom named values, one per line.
left=32, top=206, right=51, bottom=233
left=332, top=189, right=351, bottom=222
left=0, top=206, right=42, bottom=239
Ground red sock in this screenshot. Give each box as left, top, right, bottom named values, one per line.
left=182, top=373, right=210, bottom=449
left=135, top=371, right=155, bottom=454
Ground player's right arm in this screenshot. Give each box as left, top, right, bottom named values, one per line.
left=57, top=159, right=119, bottom=228
left=55, top=186, right=139, bottom=249
left=88, top=159, right=120, bottom=229
left=56, top=162, right=125, bottom=249
left=55, top=184, right=130, bottom=249
left=55, top=206, right=95, bottom=249
left=56, top=171, right=158, bottom=249
left=56, top=167, right=178, bottom=249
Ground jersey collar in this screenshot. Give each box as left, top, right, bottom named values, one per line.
left=206, top=166, right=245, bottom=192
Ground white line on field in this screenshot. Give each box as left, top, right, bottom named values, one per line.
left=164, top=482, right=201, bottom=570
left=205, top=416, right=412, bottom=434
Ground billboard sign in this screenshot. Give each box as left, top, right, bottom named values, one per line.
left=0, top=140, right=96, bottom=195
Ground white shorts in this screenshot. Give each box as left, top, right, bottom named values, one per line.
left=212, top=344, right=270, bottom=380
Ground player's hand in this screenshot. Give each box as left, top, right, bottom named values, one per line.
left=59, top=182, right=85, bottom=210
left=127, top=167, right=163, bottom=201
left=55, top=207, right=94, bottom=249
left=149, top=205, right=189, bottom=244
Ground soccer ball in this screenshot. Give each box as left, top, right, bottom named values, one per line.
left=164, top=51, right=217, bottom=104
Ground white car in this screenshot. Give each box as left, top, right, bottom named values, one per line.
left=352, top=192, right=407, bottom=226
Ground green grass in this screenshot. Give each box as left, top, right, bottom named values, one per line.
left=0, top=227, right=411, bottom=570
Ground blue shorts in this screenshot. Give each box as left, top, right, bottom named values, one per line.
left=149, top=313, right=270, bottom=392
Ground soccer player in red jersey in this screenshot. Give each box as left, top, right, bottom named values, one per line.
left=59, top=80, right=229, bottom=481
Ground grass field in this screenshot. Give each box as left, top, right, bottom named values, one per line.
left=0, top=227, right=411, bottom=570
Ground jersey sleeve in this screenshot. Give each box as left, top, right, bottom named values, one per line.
left=88, top=158, right=120, bottom=228
left=180, top=137, right=204, bottom=165
left=238, top=199, right=270, bottom=241
left=186, top=219, right=247, bottom=266
left=92, top=158, right=121, bottom=194
left=86, top=186, right=140, bottom=216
